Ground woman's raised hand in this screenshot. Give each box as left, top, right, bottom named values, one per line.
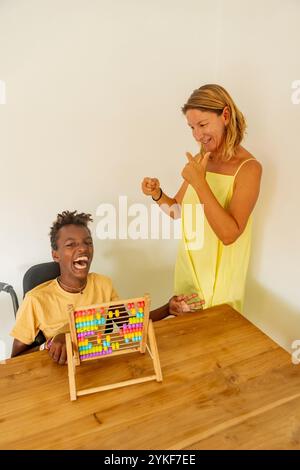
left=181, top=151, right=211, bottom=187
left=141, top=177, right=161, bottom=199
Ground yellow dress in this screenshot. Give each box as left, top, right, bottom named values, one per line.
left=174, top=159, right=255, bottom=313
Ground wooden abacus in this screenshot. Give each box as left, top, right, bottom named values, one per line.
left=65, top=294, right=162, bottom=401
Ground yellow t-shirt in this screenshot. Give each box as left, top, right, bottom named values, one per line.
left=10, top=272, right=119, bottom=345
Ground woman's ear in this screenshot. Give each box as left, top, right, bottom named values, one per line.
left=222, top=106, right=230, bottom=125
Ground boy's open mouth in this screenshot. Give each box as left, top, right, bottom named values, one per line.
left=73, top=256, right=89, bottom=270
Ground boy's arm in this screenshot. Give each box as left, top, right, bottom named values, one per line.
left=10, top=293, right=68, bottom=364
left=150, top=295, right=205, bottom=322
left=150, top=303, right=170, bottom=322
left=11, top=338, right=38, bottom=357
left=10, top=293, right=40, bottom=356
left=48, top=334, right=67, bottom=365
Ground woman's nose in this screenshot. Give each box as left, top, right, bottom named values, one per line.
left=193, top=129, right=202, bottom=142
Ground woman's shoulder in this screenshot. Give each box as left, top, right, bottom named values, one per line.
left=232, top=148, right=262, bottom=192
left=235, top=147, right=263, bottom=175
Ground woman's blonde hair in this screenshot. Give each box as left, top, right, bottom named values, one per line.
left=182, top=84, right=246, bottom=160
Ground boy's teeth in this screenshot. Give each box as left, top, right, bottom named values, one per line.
left=74, top=256, right=88, bottom=262
left=74, top=261, right=87, bottom=270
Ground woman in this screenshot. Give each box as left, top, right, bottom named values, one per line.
left=142, top=84, right=262, bottom=313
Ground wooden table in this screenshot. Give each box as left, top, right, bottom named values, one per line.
left=1, top=304, right=300, bottom=450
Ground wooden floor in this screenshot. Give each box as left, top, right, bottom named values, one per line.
left=1, top=304, right=300, bottom=450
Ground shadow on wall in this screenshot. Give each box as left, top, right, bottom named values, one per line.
left=93, top=240, right=175, bottom=309
left=244, top=277, right=300, bottom=354
left=246, top=152, right=277, bottom=275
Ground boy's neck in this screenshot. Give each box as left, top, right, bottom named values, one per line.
left=58, top=274, right=88, bottom=293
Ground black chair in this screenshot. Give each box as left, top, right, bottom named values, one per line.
left=0, top=282, right=19, bottom=315
left=23, top=261, right=60, bottom=296
left=23, top=262, right=61, bottom=347
left=1, top=262, right=60, bottom=352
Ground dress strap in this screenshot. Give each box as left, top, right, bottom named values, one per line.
left=233, top=158, right=257, bottom=178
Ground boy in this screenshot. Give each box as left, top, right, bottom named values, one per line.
left=11, top=210, right=203, bottom=364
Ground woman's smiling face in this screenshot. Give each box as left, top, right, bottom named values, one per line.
left=186, top=108, right=229, bottom=154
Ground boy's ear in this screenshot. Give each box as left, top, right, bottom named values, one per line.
left=52, top=250, right=59, bottom=263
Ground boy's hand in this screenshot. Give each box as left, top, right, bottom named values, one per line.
left=141, top=177, right=161, bottom=199
left=48, top=333, right=67, bottom=365
left=169, top=294, right=205, bottom=316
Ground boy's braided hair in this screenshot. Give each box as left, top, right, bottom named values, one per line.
left=50, top=210, right=93, bottom=250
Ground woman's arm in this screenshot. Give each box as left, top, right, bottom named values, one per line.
left=141, top=178, right=189, bottom=219
left=182, top=154, right=262, bottom=245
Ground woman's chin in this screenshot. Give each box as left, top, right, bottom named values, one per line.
left=203, top=144, right=214, bottom=153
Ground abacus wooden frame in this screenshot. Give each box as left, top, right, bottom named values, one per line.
left=65, top=294, right=162, bottom=401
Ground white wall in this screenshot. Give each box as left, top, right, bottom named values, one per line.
left=215, top=0, right=300, bottom=352
left=0, top=0, right=299, bottom=359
